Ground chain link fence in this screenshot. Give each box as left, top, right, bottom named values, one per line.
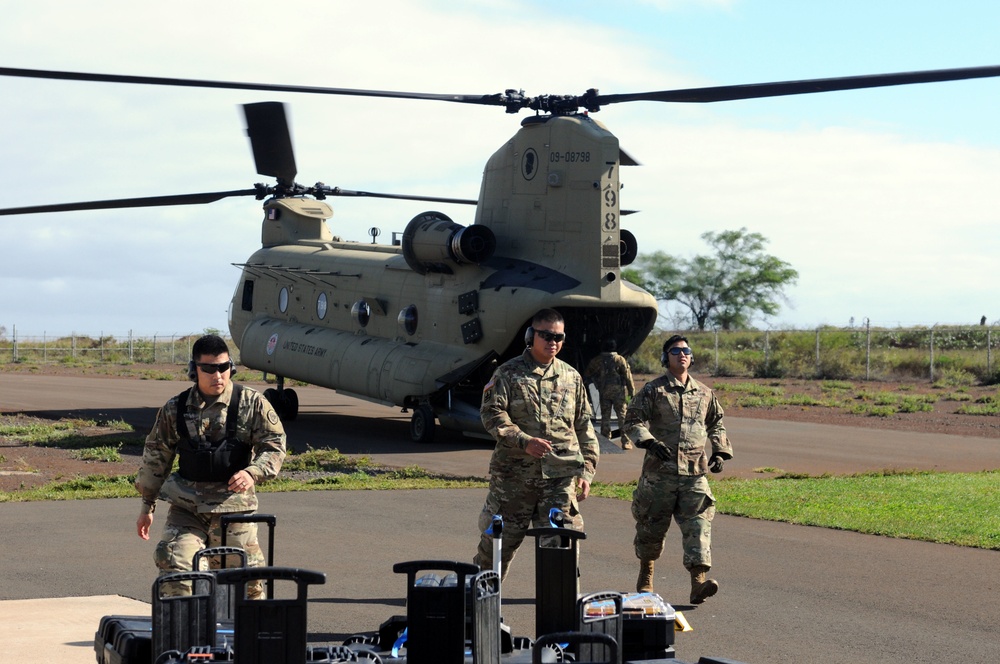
left=2, top=325, right=997, bottom=384
left=633, top=323, right=998, bottom=383
left=0, top=329, right=239, bottom=366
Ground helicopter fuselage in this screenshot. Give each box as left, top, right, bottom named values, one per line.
left=228, top=114, right=659, bottom=437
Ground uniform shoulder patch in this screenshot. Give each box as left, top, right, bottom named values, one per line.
left=267, top=409, right=280, bottom=425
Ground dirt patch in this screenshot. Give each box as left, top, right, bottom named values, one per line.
left=0, top=414, right=147, bottom=494
left=1, top=363, right=997, bottom=494
left=701, top=376, right=1000, bottom=439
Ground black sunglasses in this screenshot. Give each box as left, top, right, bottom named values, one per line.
left=536, top=330, right=566, bottom=343
left=196, top=361, right=231, bottom=374
left=668, top=347, right=692, bottom=356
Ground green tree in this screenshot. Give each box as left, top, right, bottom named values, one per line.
left=627, top=228, right=798, bottom=330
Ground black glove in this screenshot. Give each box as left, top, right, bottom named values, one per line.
left=649, top=441, right=672, bottom=463
left=708, top=454, right=725, bottom=473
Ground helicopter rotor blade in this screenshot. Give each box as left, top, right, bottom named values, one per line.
left=3, top=64, right=1000, bottom=115
left=243, top=102, right=297, bottom=185
left=0, top=66, right=511, bottom=109
left=0, top=189, right=259, bottom=216
left=319, top=186, right=477, bottom=206
left=594, top=65, right=1000, bottom=105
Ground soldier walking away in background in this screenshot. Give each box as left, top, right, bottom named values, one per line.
left=623, top=334, right=732, bottom=604
left=584, top=339, right=635, bottom=448
left=135, top=334, right=286, bottom=598
left=474, top=309, right=600, bottom=580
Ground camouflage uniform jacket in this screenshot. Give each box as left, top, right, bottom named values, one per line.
left=584, top=351, right=635, bottom=398
left=624, top=373, right=731, bottom=476
left=481, top=350, right=599, bottom=483
left=135, top=382, right=286, bottom=514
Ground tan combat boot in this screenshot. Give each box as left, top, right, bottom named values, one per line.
left=601, top=426, right=612, bottom=439
left=689, top=565, right=719, bottom=604
left=622, top=440, right=633, bottom=450
left=636, top=559, right=655, bottom=593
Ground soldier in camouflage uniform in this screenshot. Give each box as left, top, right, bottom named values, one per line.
left=135, top=334, right=285, bottom=598
left=584, top=339, right=635, bottom=447
left=624, top=334, right=733, bottom=604
left=474, top=309, right=600, bottom=581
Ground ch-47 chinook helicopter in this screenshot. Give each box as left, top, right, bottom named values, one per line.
left=2, top=64, right=999, bottom=443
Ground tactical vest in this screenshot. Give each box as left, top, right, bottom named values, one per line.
left=174, top=384, right=250, bottom=482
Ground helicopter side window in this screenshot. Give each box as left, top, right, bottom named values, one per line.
left=241, top=280, right=254, bottom=312
left=352, top=300, right=371, bottom=328
left=279, top=287, right=289, bottom=313
left=317, top=292, right=328, bottom=320
left=397, top=305, right=418, bottom=336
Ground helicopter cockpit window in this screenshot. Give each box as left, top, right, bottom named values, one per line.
left=241, top=279, right=254, bottom=312
left=397, top=305, right=418, bottom=336
left=279, top=287, right=289, bottom=313
left=317, top=292, right=328, bottom=320
left=352, top=300, right=371, bottom=328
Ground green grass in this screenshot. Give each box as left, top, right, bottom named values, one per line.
left=957, top=403, right=1000, bottom=416
left=592, top=469, right=1000, bottom=550
left=714, top=382, right=784, bottom=397
left=5, top=466, right=998, bottom=550
left=0, top=416, right=92, bottom=442
left=0, top=415, right=139, bottom=449
left=72, top=445, right=123, bottom=462
left=281, top=447, right=376, bottom=473
left=0, top=471, right=486, bottom=502
left=3, top=414, right=998, bottom=550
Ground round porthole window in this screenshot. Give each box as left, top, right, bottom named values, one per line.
left=317, top=292, right=328, bottom=319
left=397, top=305, right=418, bottom=336
left=351, top=300, right=371, bottom=327
left=278, top=287, right=289, bottom=313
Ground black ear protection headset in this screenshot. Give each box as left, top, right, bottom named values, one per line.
left=188, top=359, right=237, bottom=381
left=524, top=327, right=535, bottom=345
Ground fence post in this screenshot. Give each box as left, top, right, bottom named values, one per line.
left=12, top=325, right=17, bottom=363
left=929, top=328, right=935, bottom=383
left=865, top=318, right=871, bottom=381
left=43, top=332, right=47, bottom=363
left=72, top=334, right=76, bottom=359
left=713, top=329, right=719, bottom=374
left=764, top=330, right=770, bottom=370
left=815, top=328, right=821, bottom=377
left=988, top=329, right=993, bottom=375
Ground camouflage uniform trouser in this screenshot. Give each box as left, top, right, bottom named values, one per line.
left=474, top=472, right=582, bottom=580
left=631, top=472, right=715, bottom=570
left=598, top=393, right=628, bottom=436
left=155, top=504, right=267, bottom=598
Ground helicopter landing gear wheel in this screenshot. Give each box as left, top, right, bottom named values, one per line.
left=263, top=388, right=279, bottom=410
left=282, top=388, right=299, bottom=421
left=410, top=405, right=436, bottom=444
left=263, top=387, right=298, bottom=421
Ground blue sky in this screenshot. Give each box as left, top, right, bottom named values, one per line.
left=1, top=0, right=998, bottom=336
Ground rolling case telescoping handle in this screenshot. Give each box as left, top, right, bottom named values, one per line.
left=219, top=513, right=277, bottom=596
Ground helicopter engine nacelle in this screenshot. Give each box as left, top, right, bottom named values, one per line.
left=401, top=211, right=496, bottom=275
left=619, top=228, right=638, bottom=266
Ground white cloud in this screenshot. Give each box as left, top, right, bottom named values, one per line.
left=1, top=0, right=998, bottom=334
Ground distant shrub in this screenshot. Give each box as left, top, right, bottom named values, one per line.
left=753, top=358, right=786, bottom=379
left=932, top=368, right=977, bottom=388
